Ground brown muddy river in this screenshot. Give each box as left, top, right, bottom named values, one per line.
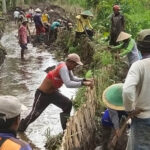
left=0, top=23, right=76, bottom=149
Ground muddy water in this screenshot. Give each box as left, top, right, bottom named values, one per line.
left=0, top=23, right=76, bottom=149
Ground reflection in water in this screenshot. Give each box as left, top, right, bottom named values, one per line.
left=0, top=23, right=77, bottom=149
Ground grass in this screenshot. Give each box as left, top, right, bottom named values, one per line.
left=45, top=128, right=63, bottom=150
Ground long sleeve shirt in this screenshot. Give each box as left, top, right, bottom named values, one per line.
left=123, top=58, right=150, bottom=118
left=60, top=65, right=83, bottom=88
left=113, top=38, right=141, bottom=65
left=102, top=109, right=127, bottom=129
left=33, top=13, right=43, bottom=27
left=76, top=15, right=93, bottom=32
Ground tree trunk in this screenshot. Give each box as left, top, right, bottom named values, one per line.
left=9, top=0, right=16, bottom=8
left=16, top=0, right=24, bottom=8
left=2, top=0, right=7, bottom=14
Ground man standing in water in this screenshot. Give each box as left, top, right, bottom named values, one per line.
left=18, top=19, right=28, bottom=60
left=13, top=8, right=20, bottom=24
left=18, top=53, right=93, bottom=131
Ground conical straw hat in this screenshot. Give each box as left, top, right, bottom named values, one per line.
left=35, top=8, right=41, bottom=12
left=102, top=83, right=125, bottom=110
left=80, top=10, right=93, bottom=17
left=116, top=32, right=132, bottom=42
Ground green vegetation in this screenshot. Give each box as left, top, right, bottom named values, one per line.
left=45, top=128, right=63, bottom=150
left=1, top=0, right=149, bottom=148
left=62, top=0, right=150, bottom=39
left=54, top=0, right=150, bottom=109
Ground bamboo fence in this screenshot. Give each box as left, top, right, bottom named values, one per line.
left=60, top=87, right=97, bottom=150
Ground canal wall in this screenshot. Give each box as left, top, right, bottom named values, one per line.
left=60, top=87, right=98, bottom=150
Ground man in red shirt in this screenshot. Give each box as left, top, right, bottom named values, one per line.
left=18, top=19, right=28, bottom=60
left=18, top=53, right=93, bottom=132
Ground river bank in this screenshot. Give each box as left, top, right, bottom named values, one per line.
left=0, top=2, right=129, bottom=149
left=0, top=22, right=78, bottom=149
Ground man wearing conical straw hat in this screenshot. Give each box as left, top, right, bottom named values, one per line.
left=75, top=10, right=94, bottom=39
left=101, top=83, right=128, bottom=150
left=111, top=31, right=141, bottom=66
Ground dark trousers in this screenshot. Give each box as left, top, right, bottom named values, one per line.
left=19, top=89, right=72, bottom=131
left=20, top=43, right=27, bottom=59
left=102, top=125, right=127, bottom=150
left=102, top=126, right=112, bottom=150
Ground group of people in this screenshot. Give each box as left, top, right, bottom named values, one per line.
left=99, top=6, right=150, bottom=149
left=101, top=50, right=150, bottom=150
left=0, top=53, right=93, bottom=150
left=17, top=7, right=73, bottom=60
left=1, top=3, right=149, bottom=150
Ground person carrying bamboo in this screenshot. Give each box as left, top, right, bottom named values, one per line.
left=75, top=10, right=94, bottom=39
left=101, top=83, right=128, bottom=150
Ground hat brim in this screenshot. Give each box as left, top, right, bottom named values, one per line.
left=116, top=32, right=132, bottom=42
left=80, top=13, right=93, bottom=17
left=80, top=11, right=93, bottom=17
left=76, top=61, right=83, bottom=65
left=102, top=83, right=125, bottom=111
left=22, top=21, right=28, bottom=23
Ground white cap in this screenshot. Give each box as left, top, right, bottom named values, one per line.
left=67, top=53, right=83, bottom=65
left=0, top=95, right=27, bottom=119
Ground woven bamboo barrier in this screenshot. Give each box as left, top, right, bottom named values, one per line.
left=60, top=87, right=97, bottom=150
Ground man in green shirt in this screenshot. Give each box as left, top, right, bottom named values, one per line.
left=111, top=32, right=141, bottom=66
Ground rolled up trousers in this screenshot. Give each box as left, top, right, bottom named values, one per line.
left=20, top=89, right=72, bottom=131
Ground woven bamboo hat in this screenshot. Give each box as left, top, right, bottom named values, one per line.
left=116, top=32, right=132, bottom=42
left=22, top=18, right=28, bottom=23
left=35, top=8, right=41, bottom=12
left=102, top=83, right=125, bottom=110
left=80, top=10, right=93, bottom=17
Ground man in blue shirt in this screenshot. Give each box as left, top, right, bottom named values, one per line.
left=49, top=19, right=61, bottom=42
left=33, top=8, right=45, bottom=43
left=101, top=83, right=128, bottom=150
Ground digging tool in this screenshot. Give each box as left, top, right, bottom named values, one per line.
left=111, top=116, right=130, bottom=149
left=110, top=109, right=144, bottom=149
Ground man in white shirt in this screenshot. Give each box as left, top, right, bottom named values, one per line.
left=123, top=58, right=150, bottom=150
left=14, top=9, right=20, bottom=24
